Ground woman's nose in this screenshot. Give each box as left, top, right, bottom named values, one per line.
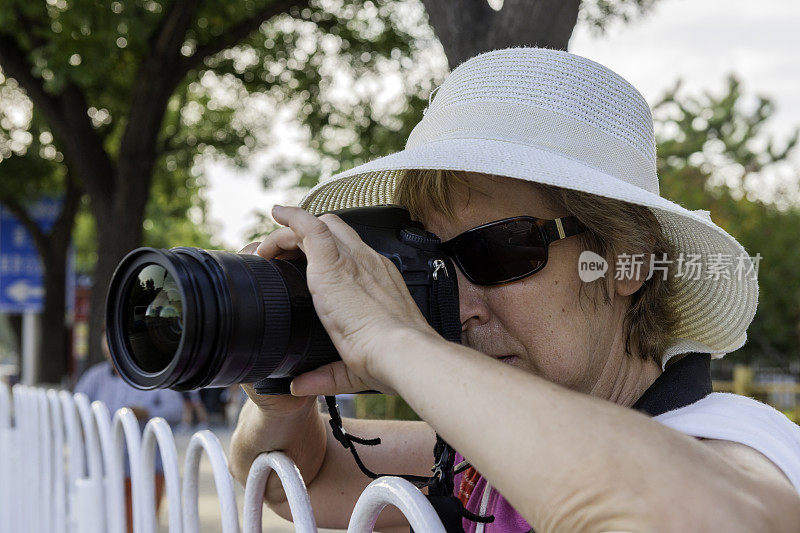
left=455, top=267, right=491, bottom=331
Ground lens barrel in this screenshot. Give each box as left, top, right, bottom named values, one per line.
left=105, top=247, right=336, bottom=391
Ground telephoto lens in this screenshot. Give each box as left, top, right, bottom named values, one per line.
left=105, top=206, right=460, bottom=395
left=106, top=246, right=335, bottom=394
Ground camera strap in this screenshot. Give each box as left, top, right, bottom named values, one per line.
left=324, top=395, right=435, bottom=485
left=323, top=258, right=491, bottom=529
left=324, top=395, right=494, bottom=530
left=431, top=259, right=462, bottom=344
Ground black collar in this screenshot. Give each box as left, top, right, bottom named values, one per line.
left=632, top=353, right=712, bottom=417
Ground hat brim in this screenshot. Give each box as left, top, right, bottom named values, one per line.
left=299, top=137, right=758, bottom=367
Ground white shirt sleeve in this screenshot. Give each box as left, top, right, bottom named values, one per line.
left=654, top=392, right=800, bottom=492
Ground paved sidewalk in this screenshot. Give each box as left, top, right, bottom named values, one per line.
left=157, top=427, right=344, bottom=532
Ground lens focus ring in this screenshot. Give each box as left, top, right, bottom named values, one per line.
left=236, top=255, right=296, bottom=381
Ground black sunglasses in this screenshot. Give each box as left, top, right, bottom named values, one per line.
left=439, top=215, right=586, bottom=285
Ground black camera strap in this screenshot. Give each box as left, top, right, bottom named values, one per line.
left=431, top=259, right=462, bottom=344
left=324, top=395, right=437, bottom=485
left=323, top=396, right=494, bottom=530
left=323, top=259, right=491, bottom=529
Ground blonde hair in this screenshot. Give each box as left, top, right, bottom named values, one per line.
left=392, top=169, right=678, bottom=365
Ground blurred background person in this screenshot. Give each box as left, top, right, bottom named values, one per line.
left=224, top=383, right=249, bottom=427
left=177, top=390, right=210, bottom=433
left=74, top=325, right=183, bottom=532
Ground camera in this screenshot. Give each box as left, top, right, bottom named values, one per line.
left=105, top=206, right=460, bottom=394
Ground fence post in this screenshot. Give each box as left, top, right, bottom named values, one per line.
left=74, top=393, right=107, bottom=533
left=47, top=390, right=67, bottom=533
left=111, top=407, right=146, bottom=533
left=242, top=452, right=317, bottom=533
left=182, top=430, right=241, bottom=533
left=38, top=389, right=54, bottom=533
left=0, top=380, right=9, bottom=429
left=0, top=381, right=14, bottom=533
left=348, top=477, right=445, bottom=533
left=141, top=418, right=183, bottom=533
left=58, top=391, right=87, bottom=533
left=14, top=386, right=39, bottom=532
left=92, top=401, right=127, bottom=533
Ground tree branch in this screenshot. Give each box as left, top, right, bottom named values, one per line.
left=0, top=34, right=66, bottom=136
left=59, top=84, right=117, bottom=204
left=159, top=84, right=188, bottom=156
left=116, top=0, right=200, bottom=198
left=11, top=4, right=48, bottom=51
left=149, top=0, right=199, bottom=62
left=49, top=173, right=82, bottom=245
left=0, top=34, right=116, bottom=205
left=181, top=0, right=309, bottom=75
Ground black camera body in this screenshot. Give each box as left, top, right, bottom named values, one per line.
left=105, top=206, right=460, bottom=394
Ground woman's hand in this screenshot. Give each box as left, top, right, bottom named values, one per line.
left=253, top=205, right=439, bottom=397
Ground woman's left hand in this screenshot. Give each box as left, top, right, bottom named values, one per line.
left=255, top=205, right=439, bottom=396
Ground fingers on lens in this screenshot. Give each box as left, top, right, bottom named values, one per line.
left=238, top=242, right=261, bottom=254
left=256, top=227, right=303, bottom=259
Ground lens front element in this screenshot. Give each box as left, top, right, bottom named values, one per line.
left=125, top=264, right=183, bottom=373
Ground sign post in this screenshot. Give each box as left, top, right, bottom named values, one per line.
left=0, top=198, right=74, bottom=384
left=21, top=313, right=41, bottom=386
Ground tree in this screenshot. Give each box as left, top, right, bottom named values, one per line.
left=421, top=0, right=659, bottom=68
left=0, top=102, right=80, bottom=383
left=0, top=0, right=430, bottom=371
left=653, top=77, right=800, bottom=365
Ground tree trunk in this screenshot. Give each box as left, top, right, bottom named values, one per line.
left=85, top=169, right=154, bottom=370
left=37, top=242, right=69, bottom=384
left=0, top=179, right=80, bottom=384
left=421, top=0, right=582, bottom=68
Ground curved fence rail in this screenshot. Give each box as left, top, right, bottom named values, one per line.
left=0, top=383, right=445, bottom=532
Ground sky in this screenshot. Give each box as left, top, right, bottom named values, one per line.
left=205, top=0, right=800, bottom=250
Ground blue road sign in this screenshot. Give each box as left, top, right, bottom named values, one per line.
left=0, top=197, right=71, bottom=312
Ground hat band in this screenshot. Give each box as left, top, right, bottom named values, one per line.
left=406, top=101, right=659, bottom=195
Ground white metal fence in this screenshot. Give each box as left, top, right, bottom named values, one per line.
left=0, top=383, right=445, bottom=532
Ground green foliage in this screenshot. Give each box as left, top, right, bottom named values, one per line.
left=1, top=0, right=443, bottom=268
left=143, top=167, right=217, bottom=250
left=219, top=0, right=445, bottom=189
left=71, top=202, right=96, bottom=274
left=0, top=84, right=67, bottom=202
left=579, top=0, right=660, bottom=32
left=654, top=77, right=800, bottom=365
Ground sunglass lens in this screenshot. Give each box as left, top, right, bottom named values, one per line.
left=454, top=219, right=547, bottom=284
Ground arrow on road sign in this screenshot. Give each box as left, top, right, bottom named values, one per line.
left=6, top=279, right=45, bottom=303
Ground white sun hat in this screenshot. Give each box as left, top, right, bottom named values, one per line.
left=298, top=47, right=758, bottom=368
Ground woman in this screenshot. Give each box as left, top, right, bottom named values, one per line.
left=230, top=48, right=800, bottom=532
